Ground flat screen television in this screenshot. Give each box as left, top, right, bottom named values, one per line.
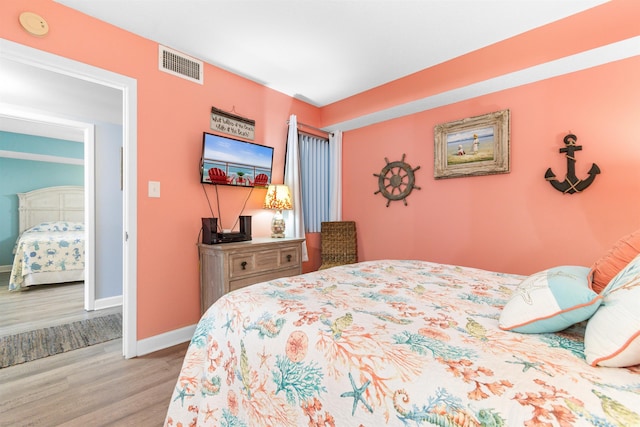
left=200, top=132, right=274, bottom=187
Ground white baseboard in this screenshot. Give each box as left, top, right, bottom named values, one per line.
left=95, top=295, right=122, bottom=310
left=0, top=265, right=11, bottom=273
left=136, top=324, right=196, bottom=357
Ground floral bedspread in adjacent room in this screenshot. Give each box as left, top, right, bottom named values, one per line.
left=165, top=260, right=640, bottom=427
left=9, top=222, right=85, bottom=290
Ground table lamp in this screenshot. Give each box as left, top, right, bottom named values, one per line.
left=263, top=184, right=293, bottom=238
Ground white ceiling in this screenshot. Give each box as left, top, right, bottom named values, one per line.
left=1, top=0, right=608, bottom=141
left=54, top=0, right=608, bottom=107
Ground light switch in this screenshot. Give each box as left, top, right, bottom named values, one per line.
left=148, top=181, right=161, bottom=198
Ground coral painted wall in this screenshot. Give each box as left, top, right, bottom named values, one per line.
left=1, top=0, right=319, bottom=340
left=332, top=0, right=640, bottom=275
left=341, top=56, right=640, bottom=275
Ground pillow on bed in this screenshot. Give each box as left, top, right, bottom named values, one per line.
left=584, top=254, right=640, bottom=367
left=589, top=229, right=640, bottom=294
left=28, top=221, right=84, bottom=233
left=499, top=266, right=603, bottom=334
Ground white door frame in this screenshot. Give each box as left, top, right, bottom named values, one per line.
left=1, top=39, right=138, bottom=358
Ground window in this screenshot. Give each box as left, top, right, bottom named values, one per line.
left=299, top=133, right=331, bottom=232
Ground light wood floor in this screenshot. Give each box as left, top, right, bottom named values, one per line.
left=0, top=272, right=189, bottom=425
left=0, top=338, right=189, bottom=426
left=0, top=272, right=121, bottom=338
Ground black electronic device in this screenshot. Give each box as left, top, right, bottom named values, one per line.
left=201, top=217, right=217, bottom=244
left=201, top=216, right=252, bottom=244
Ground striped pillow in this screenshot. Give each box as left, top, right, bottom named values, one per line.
left=499, top=266, right=603, bottom=334
left=585, top=254, right=640, bottom=367
left=590, top=229, right=640, bottom=294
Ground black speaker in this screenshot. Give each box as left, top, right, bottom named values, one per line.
left=239, top=215, right=252, bottom=240
left=201, top=217, right=217, bottom=244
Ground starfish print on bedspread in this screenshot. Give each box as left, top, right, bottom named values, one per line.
left=341, top=372, right=373, bottom=416
left=172, top=385, right=194, bottom=406
left=222, top=313, right=235, bottom=335
left=505, top=355, right=551, bottom=376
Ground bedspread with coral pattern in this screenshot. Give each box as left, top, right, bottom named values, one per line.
left=9, top=221, right=85, bottom=291
left=165, top=260, right=640, bottom=427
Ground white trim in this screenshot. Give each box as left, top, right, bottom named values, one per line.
left=0, top=150, right=83, bottom=165
left=94, top=294, right=123, bottom=310
left=325, top=36, right=640, bottom=132
left=136, top=323, right=196, bottom=357
left=83, top=124, right=96, bottom=311
left=122, top=75, right=138, bottom=359
left=0, top=265, right=11, bottom=273
left=1, top=38, right=138, bottom=358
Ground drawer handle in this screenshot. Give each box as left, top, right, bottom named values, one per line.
left=286, top=254, right=292, bottom=262
left=241, top=261, right=247, bottom=270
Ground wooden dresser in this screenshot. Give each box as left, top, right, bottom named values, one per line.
left=198, top=237, right=304, bottom=313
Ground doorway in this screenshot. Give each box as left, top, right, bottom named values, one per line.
left=0, top=39, right=138, bottom=358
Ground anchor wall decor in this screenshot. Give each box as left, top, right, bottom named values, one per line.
left=544, top=133, right=600, bottom=194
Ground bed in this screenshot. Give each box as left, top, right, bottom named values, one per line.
left=8, top=186, right=85, bottom=291
left=165, top=259, right=640, bottom=427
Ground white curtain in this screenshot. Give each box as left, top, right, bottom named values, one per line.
left=328, top=130, right=342, bottom=221
left=283, top=114, right=309, bottom=261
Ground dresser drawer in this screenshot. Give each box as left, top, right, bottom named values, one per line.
left=229, top=249, right=280, bottom=279
left=229, top=244, right=302, bottom=279
left=280, top=247, right=299, bottom=266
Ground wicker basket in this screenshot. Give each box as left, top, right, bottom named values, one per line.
left=319, top=221, right=357, bottom=270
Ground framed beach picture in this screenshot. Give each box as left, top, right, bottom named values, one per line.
left=434, top=109, right=510, bottom=179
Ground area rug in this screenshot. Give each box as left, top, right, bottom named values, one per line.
left=0, top=313, right=122, bottom=368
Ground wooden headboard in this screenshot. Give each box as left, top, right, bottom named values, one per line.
left=18, top=186, right=84, bottom=234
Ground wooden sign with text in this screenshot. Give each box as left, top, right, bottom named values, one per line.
left=210, top=107, right=255, bottom=140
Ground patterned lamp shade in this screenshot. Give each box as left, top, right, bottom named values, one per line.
left=263, top=185, right=293, bottom=211
left=264, top=185, right=292, bottom=238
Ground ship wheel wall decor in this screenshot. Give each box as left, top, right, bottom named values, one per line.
left=373, top=154, right=421, bottom=207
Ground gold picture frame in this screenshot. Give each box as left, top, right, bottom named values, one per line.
left=434, top=109, right=510, bottom=179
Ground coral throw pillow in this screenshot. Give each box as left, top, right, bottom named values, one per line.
left=590, top=229, right=640, bottom=294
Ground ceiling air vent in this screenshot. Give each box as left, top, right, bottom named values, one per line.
left=158, top=45, right=203, bottom=84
